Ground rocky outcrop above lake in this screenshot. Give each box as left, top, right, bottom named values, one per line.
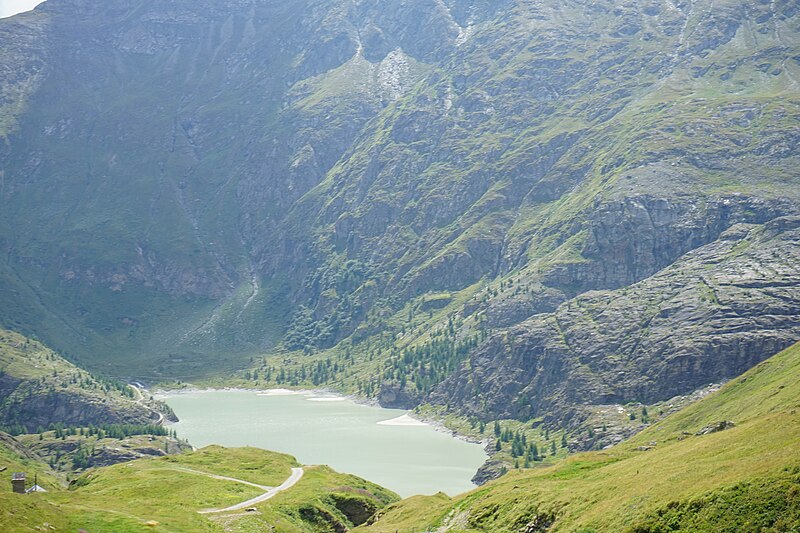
left=428, top=216, right=800, bottom=427
left=1, top=389, right=156, bottom=433
left=19, top=433, right=192, bottom=472
left=0, top=329, right=160, bottom=433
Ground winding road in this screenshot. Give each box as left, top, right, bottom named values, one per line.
left=126, top=384, right=305, bottom=513
left=129, top=382, right=165, bottom=425
left=197, top=467, right=305, bottom=514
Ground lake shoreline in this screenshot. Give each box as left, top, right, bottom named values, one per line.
left=160, top=388, right=488, bottom=497
left=155, top=386, right=486, bottom=443
left=153, top=385, right=493, bottom=486
left=154, top=386, right=449, bottom=433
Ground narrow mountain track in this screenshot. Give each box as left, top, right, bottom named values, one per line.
left=129, top=383, right=165, bottom=425
left=196, top=467, right=305, bottom=514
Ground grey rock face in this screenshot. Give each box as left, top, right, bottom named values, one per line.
left=468, top=195, right=798, bottom=332
left=0, top=389, right=156, bottom=433
left=377, top=379, right=422, bottom=409
left=471, top=458, right=507, bottom=485
left=696, top=421, right=735, bottom=435
left=429, top=216, right=800, bottom=426
left=570, top=195, right=795, bottom=291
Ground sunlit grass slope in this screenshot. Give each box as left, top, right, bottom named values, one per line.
left=0, top=445, right=290, bottom=532
left=0, top=432, right=65, bottom=529
left=221, top=465, right=400, bottom=533
left=50, top=446, right=295, bottom=532
left=0, top=441, right=399, bottom=532
left=360, top=341, right=800, bottom=532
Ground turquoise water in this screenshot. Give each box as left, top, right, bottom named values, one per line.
left=162, top=390, right=487, bottom=497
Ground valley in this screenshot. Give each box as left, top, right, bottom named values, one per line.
left=0, top=340, right=798, bottom=531
left=0, top=0, right=799, bottom=530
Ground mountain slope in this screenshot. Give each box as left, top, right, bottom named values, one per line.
left=0, top=328, right=161, bottom=432
left=0, top=0, right=506, bottom=378
left=0, top=0, right=798, bottom=407
left=275, top=0, right=800, bottom=345
left=359, top=340, right=800, bottom=532
left=425, top=215, right=800, bottom=430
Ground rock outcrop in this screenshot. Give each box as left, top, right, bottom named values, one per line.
left=428, top=217, right=800, bottom=426
left=0, top=329, right=158, bottom=432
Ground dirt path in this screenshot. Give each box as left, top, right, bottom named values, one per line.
left=172, top=466, right=272, bottom=491
left=129, top=382, right=165, bottom=425
left=196, top=467, right=305, bottom=514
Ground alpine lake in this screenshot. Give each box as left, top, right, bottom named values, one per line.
left=160, top=389, right=488, bottom=497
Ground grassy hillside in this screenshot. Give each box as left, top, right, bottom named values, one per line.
left=215, top=464, right=400, bottom=533
left=51, top=446, right=296, bottom=532
left=0, top=442, right=399, bottom=532
left=0, top=328, right=161, bottom=433
left=0, top=431, right=67, bottom=530
left=359, top=341, right=800, bottom=532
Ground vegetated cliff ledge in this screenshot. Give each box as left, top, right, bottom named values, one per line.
left=377, top=193, right=799, bottom=409
left=14, top=429, right=192, bottom=473
left=449, top=193, right=798, bottom=335
left=0, top=329, right=161, bottom=433
left=425, top=215, right=800, bottom=435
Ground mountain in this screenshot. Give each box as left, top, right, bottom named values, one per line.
left=1, top=1, right=798, bottom=529
left=0, top=0, right=798, bottom=424
left=0, top=328, right=165, bottom=433
left=427, top=215, right=800, bottom=434
left=359, top=340, right=800, bottom=532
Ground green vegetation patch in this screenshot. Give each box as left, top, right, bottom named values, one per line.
left=629, top=467, right=800, bottom=533
left=361, top=342, right=800, bottom=532
left=237, top=465, right=399, bottom=533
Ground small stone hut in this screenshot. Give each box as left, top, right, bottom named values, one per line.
left=11, top=472, right=26, bottom=494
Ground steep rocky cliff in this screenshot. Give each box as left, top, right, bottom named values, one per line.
left=427, top=216, right=800, bottom=427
